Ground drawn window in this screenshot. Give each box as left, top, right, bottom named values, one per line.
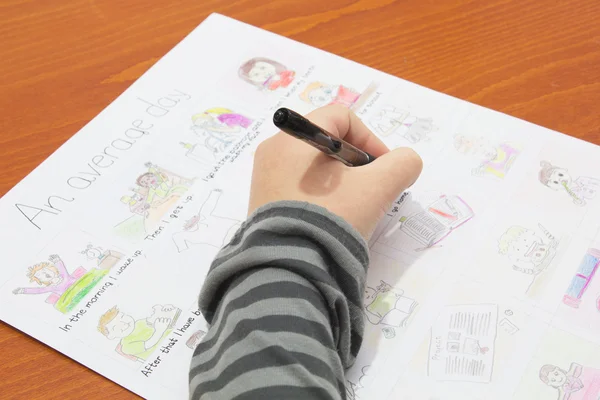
left=448, top=331, right=461, bottom=341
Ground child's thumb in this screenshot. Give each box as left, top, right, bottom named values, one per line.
left=364, top=147, right=423, bottom=203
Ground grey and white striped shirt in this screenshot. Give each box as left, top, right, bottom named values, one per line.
left=189, top=201, right=368, bottom=400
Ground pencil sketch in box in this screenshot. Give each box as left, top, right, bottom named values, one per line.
left=382, top=195, right=474, bottom=250
left=3, top=230, right=126, bottom=316
left=388, top=279, right=549, bottom=400
left=513, top=328, right=600, bottom=400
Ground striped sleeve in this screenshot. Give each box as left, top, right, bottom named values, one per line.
left=189, top=201, right=369, bottom=400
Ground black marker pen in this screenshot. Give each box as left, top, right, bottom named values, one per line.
left=272, top=107, right=376, bottom=167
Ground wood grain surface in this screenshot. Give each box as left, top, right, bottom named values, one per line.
left=1, top=0, right=599, bottom=398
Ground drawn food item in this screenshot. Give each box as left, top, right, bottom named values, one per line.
left=563, top=248, right=600, bottom=308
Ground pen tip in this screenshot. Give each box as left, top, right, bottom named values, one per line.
left=273, top=108, right=288, bottom=126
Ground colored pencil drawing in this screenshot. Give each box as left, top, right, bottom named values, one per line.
left=563, top=248, right=600, bottom=309
left=115, top=163, right=195, bottom=237
left=172, top=189, right=241, bottom=253
left=497, top=223, right=558, bottom=284
left=454, top=134, right=521, bottom=180
left=382, top=195, right=474, bottom=251
left=186, top=329, right=206, bottom=350
left=364, top=281, right=418, bottom=339
left=538, top=362, right=600, bottom=400
left=427, top=304, right=498, bottom=383
left=98, top=304, right=181, bottom=362
left=299, top=81, right=361, bottom=108
left=12, top=252, right=123, bottom=313
left=190, top=107, right=252, bottom=155
left=538, top=161, right=600, bottom=206
left=238, top=57, right=295, bottom=91
left=79, top=244, right=125, bottom=269
left=369, top=106, right=435, bottom=144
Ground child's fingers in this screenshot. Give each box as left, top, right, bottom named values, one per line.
left=305, top=104, right=390, bottom=157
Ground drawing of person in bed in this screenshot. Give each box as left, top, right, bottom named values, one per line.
left=363, top=281, right=417, bottom=338
left=12, top=253, right=118, bottom=313
left=300, top=82, right=361, bottom=108
left=498, top=224, right=559, bottom=276
left=238, top=57, right=295, bottom=91
left=190, top=107, right=252, bottom=156
left=369, top=106, right=434, bottom=144
left=98, top=304, right=181, bottom=362
left=172, top=189, right=241, bottom=253
left=454, top=134, right=520, bottom=179
left=539, top=362, right=600, bottom=399
left=539, top=161, right=600, bottom=206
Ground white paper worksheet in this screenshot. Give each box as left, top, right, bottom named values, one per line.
left=1, top=13, right=600, bottom=400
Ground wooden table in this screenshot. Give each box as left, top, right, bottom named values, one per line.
left=1, top=0, right=599, bottom=398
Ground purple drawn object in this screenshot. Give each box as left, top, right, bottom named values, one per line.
left=563, top=248, right=600, bottom=308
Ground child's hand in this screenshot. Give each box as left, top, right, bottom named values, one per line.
left=249, top=105, right=423, bottom=239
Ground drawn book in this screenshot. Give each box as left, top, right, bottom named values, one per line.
left=1, top=13, right=600, bottom=400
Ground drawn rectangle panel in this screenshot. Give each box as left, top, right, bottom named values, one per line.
left=0, top=229, right=127, bottom=326
left=278, top=58, right=385, bottom=117
left=218, top=47, right=318, bottom=115
left=358, top=79, right=472, bottom=169
left=463, top=202, right=577, bottom=310
left=435, top=108, right=548, bottom=205
left=383, top=279, right=548, bottom=400
left=142, top=185, right=245, bottom=287
left=428, top=304, right=498, bottom=383
left=513, top=327, right=600, bottom=400
left=369, top=173, right=491, bottom=273
left=552, top=233, right=600, bottom=340
left=509, top=133, right=600, bottom=239
left=345, top=251, right=442, bottom=400
left=74, top=145, right=199, bottom=248
left=152, top=95, right=268, bottom=182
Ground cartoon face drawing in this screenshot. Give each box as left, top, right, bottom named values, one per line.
left=238, top=58, right=295, bottom=91
left=505, top=229, right=549, bottom=265
left=32, top=264, right=61, bottom=286
left=308, top=84, right=337, bottom=107
left=105, top=311, right=135, bottom=340
left=539, top=162, right=571, bottom=191
left=248, top=61, right=277, bottom=84
left=137, top=172, right=159, bottom=188
left=546, top=367, right=567, bottom=388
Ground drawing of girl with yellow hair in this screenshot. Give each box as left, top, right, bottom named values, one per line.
left=191, top=107, right=253, bottom=156
left=238, top=57, right=295, bottom=91
left=300, top=82, right=361, bottom=108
